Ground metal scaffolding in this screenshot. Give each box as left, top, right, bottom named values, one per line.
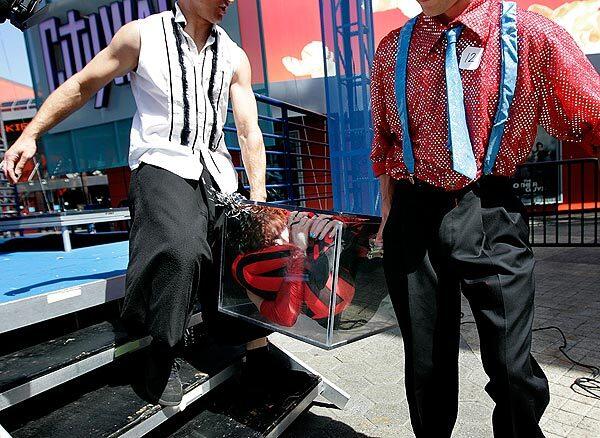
left=319, top=0, right=377, bottom=215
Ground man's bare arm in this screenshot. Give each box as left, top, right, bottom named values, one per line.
left=2, top=22, right=140, bottom=183
left=230, top=50, right=267, bottom=202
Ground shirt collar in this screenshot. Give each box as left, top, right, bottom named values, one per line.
left=173, top=2, right=217, bottom=52
left=174, top=1, right=187, bottom=25
left=453, top=0, right=496, bottom=44
left=417, top=0, right=497, bottom=53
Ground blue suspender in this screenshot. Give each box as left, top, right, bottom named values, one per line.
left=395, top=1, right=518, bottom=177
left=484, top=1, right=518, bottom=174
left=394, top=16, right=418, bottom=176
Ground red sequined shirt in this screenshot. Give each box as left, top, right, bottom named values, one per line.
left=370, top=0, right=600, bottom=190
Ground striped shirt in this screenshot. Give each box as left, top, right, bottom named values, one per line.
left=129, top=3, right=243, bottom=193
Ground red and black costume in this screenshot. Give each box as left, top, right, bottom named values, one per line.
left=232, top=235, right=356, bottom=328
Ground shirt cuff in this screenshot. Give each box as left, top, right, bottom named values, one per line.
left=372, top=161, right=387, bottom=178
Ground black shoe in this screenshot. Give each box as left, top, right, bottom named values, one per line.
left=145, top=356, right=183, bottom=407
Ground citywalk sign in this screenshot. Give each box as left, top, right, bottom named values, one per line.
left=38, top=0, right=170, bottom=109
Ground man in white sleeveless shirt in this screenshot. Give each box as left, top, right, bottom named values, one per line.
left=3, top=0, right=269, bottom=407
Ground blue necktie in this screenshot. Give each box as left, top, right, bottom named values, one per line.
left=445, top=27, right=477, bottom=180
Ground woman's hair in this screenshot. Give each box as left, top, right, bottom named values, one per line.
left=215, top=190, right=369, bottom=255
left=225, top=204, right=289, bottom=254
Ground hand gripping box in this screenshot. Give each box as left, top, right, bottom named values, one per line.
left=217, top=201, right=397, bottom=349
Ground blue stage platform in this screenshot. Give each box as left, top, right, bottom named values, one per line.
left=0, top=242, right=129, bottom=334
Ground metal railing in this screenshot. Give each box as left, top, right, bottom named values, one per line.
left=513, top=158, right=599, bottom=246
left=0, top=111, right=20, bottom=218
left=224, top=93, right=333, bottom=210
left=0, top=98, right=36, bottom=113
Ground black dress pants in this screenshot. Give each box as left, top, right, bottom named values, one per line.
left=383, top=176, right=549, bottom=438
left=121, top=163, right=268, bottom=352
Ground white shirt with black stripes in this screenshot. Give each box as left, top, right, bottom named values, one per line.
left=129, top=3, right=243, bottom=193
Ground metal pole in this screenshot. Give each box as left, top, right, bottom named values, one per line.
left=595, top=160, right=598, bottom=245
left=61, top=226, right=72, bottom=252
left=581, top=161, right=585, bottom=244
left=568, top=163, right=572, bottom=244
left=281, top=107, right=295, bottom=204
left=255, top=0, right=270, bottom=95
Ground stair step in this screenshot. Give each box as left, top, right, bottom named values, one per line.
left=0, top=314, right=201, bottom=411
left=0, top=341, right=243, bottom=438
left=154, top=368, right=321, bottom=438
left=0, top=321, right=134, bottom=411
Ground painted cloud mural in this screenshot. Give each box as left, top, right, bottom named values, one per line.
left=529, top=0, right=599, bottom=54
left=371, top=0, right=422, bottom=17
left=282, top=41, right=337, bottom=78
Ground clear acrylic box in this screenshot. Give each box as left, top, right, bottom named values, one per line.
left=217, top=202, right=397, bottom=349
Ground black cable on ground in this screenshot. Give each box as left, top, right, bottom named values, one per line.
left=459, top=315, right=600, bottom=400
left=531, top=326, right=600, bottom=400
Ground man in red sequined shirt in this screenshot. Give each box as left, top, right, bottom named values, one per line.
left=371, top=0, right=600, bottom=437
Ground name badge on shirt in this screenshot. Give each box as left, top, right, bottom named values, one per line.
left=459, top=47, right=484, bottom=70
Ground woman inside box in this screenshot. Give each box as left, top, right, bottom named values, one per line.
left=222, top=202, right=386, bottom=328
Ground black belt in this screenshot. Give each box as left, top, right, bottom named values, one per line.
left=396, top=175, right=514, bottom=205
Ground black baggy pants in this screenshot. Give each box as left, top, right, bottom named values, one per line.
left=382, top=176, right=550, bottom=438
left=121, top=163, right=268, bottom=351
